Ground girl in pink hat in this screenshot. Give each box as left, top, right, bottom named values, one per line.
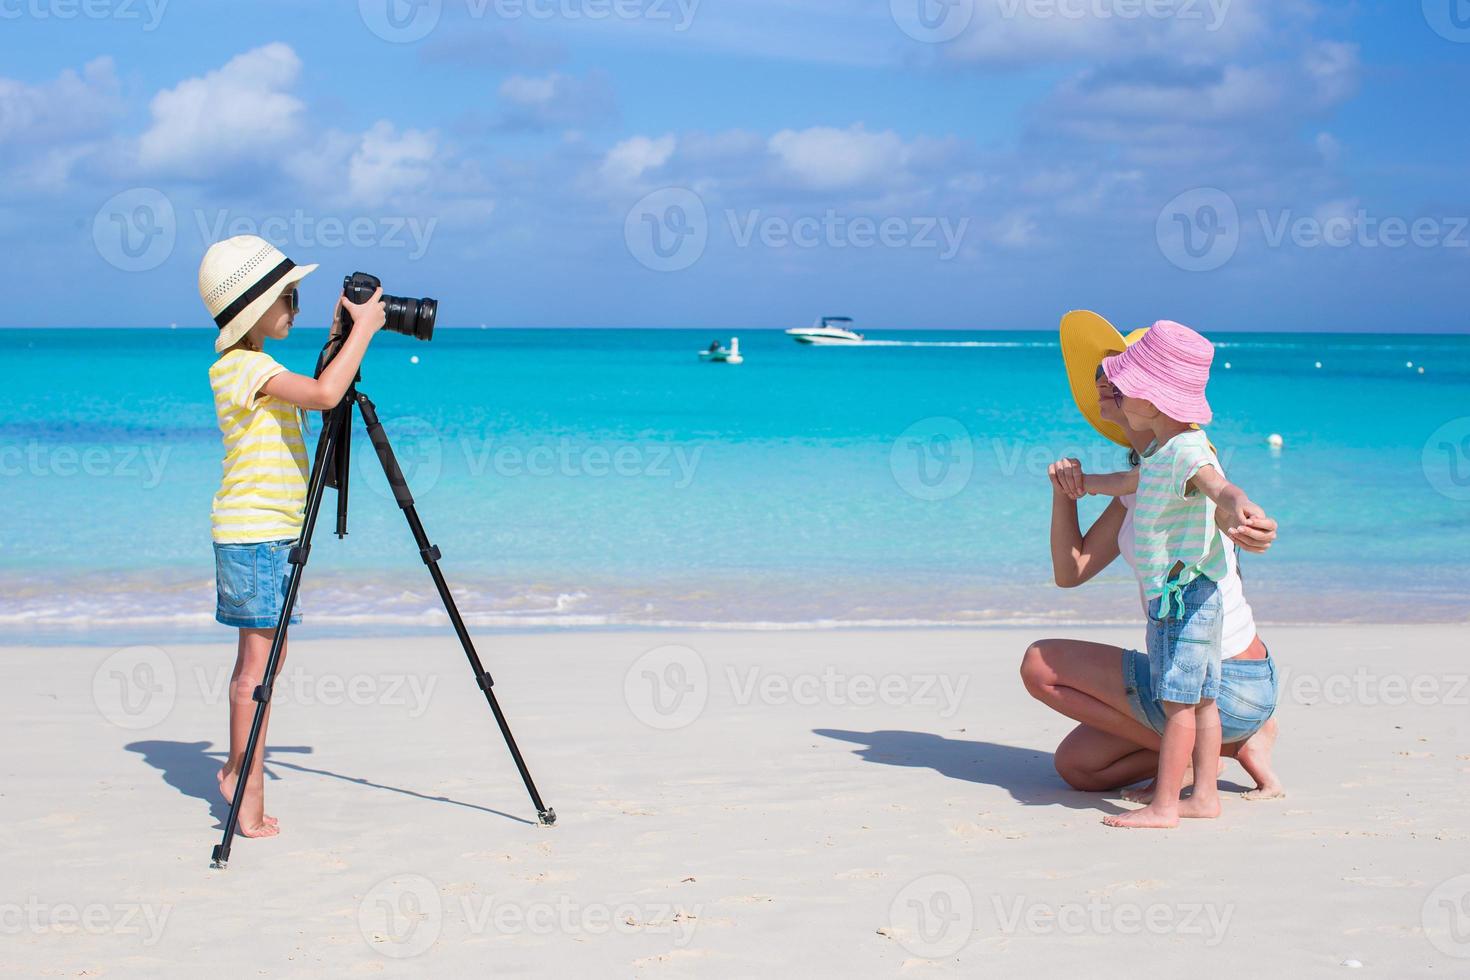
left=1080, top=320, right=1269, bottom=829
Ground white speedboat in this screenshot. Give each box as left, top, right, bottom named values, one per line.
left=698, top=336, right=744, bottom=364
left=786, top=316, right=863, bottom=345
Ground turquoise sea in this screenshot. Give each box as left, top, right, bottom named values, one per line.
left=2, top=328, right=1467, bottom=643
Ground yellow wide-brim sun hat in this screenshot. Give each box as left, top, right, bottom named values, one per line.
left=1059, top=310, right=1147, bottom=448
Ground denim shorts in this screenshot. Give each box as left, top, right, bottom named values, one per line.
left=1124, top=649, right=1278, bottom=744
left=1144, top=574, right=1223, bottom=705
left=213, top=539, right=302, bottom=629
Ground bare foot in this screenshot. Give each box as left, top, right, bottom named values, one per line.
left=218, top=765, right=278, bottom=829
left=235, top=779, right=280, bottom=838
left=1121, top=781, right=1163, bottom=805
left=238, top=818, right=280, bottom=838
left=1121, top=759, right=1226, bottom=804
left=1235, top=718, right=1286, bottom=801
left=1103, top=805, right=1179, bottom=829
left=1178, top=794, right=1221, bottom=819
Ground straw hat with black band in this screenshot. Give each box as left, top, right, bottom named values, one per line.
left=199, top=235, right=318, bottom=353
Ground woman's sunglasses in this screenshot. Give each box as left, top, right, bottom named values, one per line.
left=282, top=288, right=299, bottom=315
left=1095, top=363, right=1124, bottom=406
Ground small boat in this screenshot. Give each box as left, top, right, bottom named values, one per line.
left=699, top=336, right=744, bottom=364
left=785, top=316, right=863, bottom=345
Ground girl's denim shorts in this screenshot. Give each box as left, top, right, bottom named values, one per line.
left=1144, top=574, right=1224, bottom=705
left=213, top=539, right=302, bottom=629
left=1123, top=647, right=1278, bottom=744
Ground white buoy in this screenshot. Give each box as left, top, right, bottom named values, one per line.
left=1224, top=361, right=1232, bottom=369
left=410, top=355, right=420, bottom=364
left=1267, top=434, right=1284, bottom=449
left=1406, top=361, right=1414, bottom=368
left=1314, top=361, right=1323, bottom=369
left=1418, top=366, right=1425, bottom=374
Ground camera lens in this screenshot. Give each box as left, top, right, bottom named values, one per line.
left=382, top=294, right=437, bottom=341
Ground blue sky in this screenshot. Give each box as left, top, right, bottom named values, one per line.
left=2, top=0, right=1467, bottom=331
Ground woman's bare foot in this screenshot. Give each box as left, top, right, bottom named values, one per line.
left=1121, top=759, right=1227, bottom=804
left=1122, top=774, right=1181, bottom=805
left=1103, top=804, right=1179, bottom=829
left=1235, top=718, right=1286, bottom=800
left=1122, top=782, right=1160, bottom=804
left=218, top=764, right=278, bottom=829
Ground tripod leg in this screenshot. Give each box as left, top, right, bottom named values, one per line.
left=355, top=391, right=556, bottom=827
left=210, top=401, right=344, bottom=869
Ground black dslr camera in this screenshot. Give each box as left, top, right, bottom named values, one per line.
left=340, top=271, right=437, bottom=341
left=317, top=271, right=437, bottom=376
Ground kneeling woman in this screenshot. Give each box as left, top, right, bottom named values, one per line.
left=1020, top=313, right=1285, bottom=800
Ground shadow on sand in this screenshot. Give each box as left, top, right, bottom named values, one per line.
left=125, top=740, right=535, bottom=828
left=814, top=728, right=1126, bottom=814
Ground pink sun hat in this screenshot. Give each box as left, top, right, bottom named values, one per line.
left=1100, top=319, right=1215, bottom=424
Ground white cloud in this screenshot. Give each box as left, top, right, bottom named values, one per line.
left=1301, top=40, right=1359, bottom=106
left=599, top=134, right=676, bottom=185
left=0, top=57, right=122, bottom=192
left=137, top=42, right=305, bottom=173
left=992, top=210, right=1041, bottom=248
left=946, top=0, right=1271, bottom=67
left=1315, top=131, right=1342, bottom=166
left=345, top=121, right=439, bottom=206
left=767, top=125, right=911, bottom=191
left=494, top=71, right=617, bottom=131
left=501, top=74, right=559, bottom=108
left=0, top=57, right=121, bottom=145
left=1050, top=63, right=1281, bottom=125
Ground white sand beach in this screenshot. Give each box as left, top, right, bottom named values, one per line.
left=4, top=625, right=1468, bottom=976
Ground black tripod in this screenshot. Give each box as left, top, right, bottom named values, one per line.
left=210, top=376, right=555, bottom=869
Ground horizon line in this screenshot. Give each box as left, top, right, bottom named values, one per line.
left=5, top=324, right=1470, bottom=336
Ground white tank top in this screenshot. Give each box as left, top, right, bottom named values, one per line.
left=1118, top=493, right=1258, bottom=659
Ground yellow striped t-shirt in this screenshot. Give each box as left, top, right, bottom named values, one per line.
left=209, top=349, right=308, bottom=543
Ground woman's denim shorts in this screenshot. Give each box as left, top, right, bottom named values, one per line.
left=213, top=539, right=302, bottom=629
left=1123, top=647, right=1278, bottom=744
